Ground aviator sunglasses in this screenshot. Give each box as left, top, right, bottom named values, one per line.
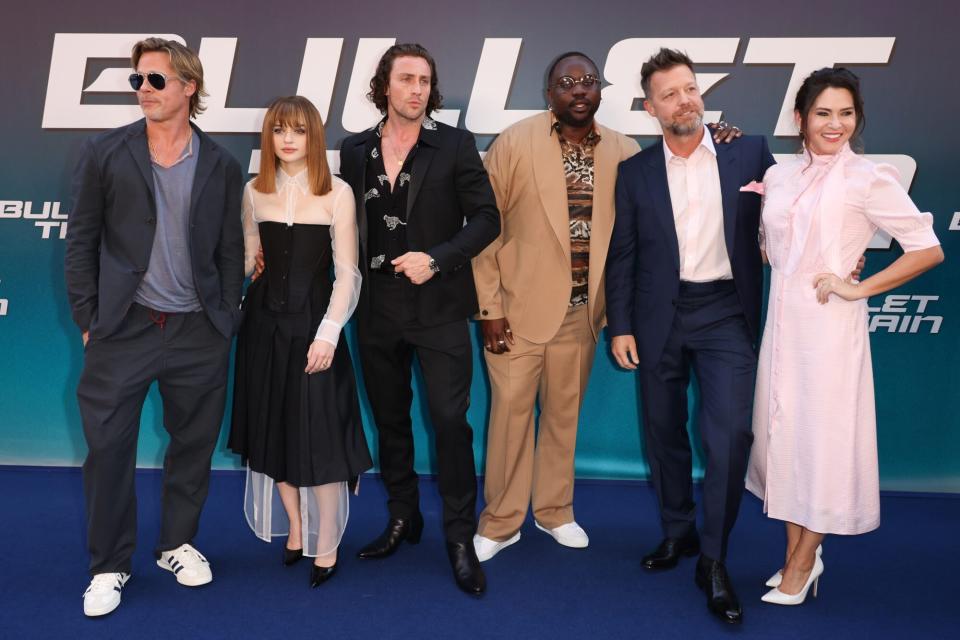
left=128, top=71, right=181, bottom=91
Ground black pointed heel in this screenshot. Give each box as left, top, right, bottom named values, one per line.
left=283, top=546, right=304, bottom=566
left=310, top=562, right=337, bottom=587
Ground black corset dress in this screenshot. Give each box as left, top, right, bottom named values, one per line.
left=229, top=221, right=372, bottom=487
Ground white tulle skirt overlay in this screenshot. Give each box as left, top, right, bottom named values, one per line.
left=243, top=468, right=351, bottom=557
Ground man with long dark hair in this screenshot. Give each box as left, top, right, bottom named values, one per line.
left=338, top=43, right=500, bottom=595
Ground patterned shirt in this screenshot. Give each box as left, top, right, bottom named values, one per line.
left=364, top=118, right=418, bottom=272
left=553, top=121, right=599, bottom=307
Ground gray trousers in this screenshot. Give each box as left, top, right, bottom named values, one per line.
left=77, top=303, right=231, bottom=576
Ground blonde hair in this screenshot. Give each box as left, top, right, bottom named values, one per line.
left=131, top=37, right=208, bottom=119
left=253, top=96, right=332, bottom=197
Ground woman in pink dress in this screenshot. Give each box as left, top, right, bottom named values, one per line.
left=746, top=68, right=943, bottom=605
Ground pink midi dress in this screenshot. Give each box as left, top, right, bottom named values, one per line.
left=745, top=144, right=940, bottom=535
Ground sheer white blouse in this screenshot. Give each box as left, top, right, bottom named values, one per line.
left=241, top=169, right=361, bottom=347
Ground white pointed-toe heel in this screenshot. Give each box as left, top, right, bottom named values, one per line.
left=761, top=555, right=824, bottom=605
left=765, top=544, right=822, bottom=588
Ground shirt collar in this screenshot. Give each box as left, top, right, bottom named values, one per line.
left=276, top=166, right=309, bottom=193
left=662, top=124, right=716, bottom=164
left=549, top=112, right=601, bottom=146
left=369, top=115, right=439, bottom=147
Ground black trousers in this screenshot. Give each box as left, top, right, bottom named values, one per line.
left=638, top=281, right=757, bottom=562
left=77, top=303, right=231, bottom=576
left=357, top=273, right=477, bottom=542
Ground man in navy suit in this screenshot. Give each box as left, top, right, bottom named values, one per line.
left=605, top=48, right=774, bottom=624
left=66, top=38, right=244, bottom=617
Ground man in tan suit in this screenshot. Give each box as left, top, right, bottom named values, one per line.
left=471, top=52, right=640, bottom=561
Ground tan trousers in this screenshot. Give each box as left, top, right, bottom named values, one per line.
left=478, top=305, right=596, bottom=540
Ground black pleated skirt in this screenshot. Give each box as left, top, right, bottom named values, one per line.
left=228, top=276, right=372, bottom=487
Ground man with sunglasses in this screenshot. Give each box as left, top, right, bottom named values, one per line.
left=66, top=37, right=244, bottom=616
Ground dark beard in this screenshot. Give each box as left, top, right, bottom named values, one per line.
left=555, top=102, right=599, bottom=128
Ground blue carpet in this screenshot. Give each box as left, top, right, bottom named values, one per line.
left=0, top=466, right=955, bottom=639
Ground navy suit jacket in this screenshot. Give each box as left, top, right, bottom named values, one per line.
left=605, top=134, right=775, bottom=369
left=65, top=118, right=245, bottom=340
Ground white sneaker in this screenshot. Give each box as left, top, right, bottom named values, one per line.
left=473, top=531, right=521, bottom=562
left=157, top=544, right=213, bottom=586
left=83, top=572, right=130, bottom=617
left=535, top=521, right=589, bottom=548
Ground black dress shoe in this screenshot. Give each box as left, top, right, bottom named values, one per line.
left=695, top=555, right=743, bottom=624
left=641, top=531, right=700, bottom=570
left=310, top=562, right=337, bottom=588
left=446, top=541, right=486, bottom=596
left=283, top=546, right=304, bottom=566
left=356, top=513, right=424, bottom=559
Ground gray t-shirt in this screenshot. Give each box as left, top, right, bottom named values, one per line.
left=134, top=131, right=203, bottom=312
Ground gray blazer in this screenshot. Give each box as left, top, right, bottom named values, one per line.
left=65, top=118, right=244, bottom=339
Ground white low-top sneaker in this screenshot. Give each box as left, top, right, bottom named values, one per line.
left=535, top=521, right=589, bottom=548
left=157, top=544, right=213, bottom=587
left=83, top=572, right=130, bottom=617
left=473, top=531, right=521, bottom=562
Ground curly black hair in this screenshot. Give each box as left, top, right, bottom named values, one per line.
left=367, top=43, right=443, bottom=116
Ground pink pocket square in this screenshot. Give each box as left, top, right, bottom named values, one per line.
left=739, top=180, right=764, bottom=195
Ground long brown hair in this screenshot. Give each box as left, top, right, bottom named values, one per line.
left=253, top=96, right=331, bottom=196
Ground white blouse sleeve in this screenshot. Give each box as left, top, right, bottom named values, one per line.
left=864, top=164, right=940, bottom=252
left=241, top=182, right=261, bottom=278
left=314, top=183, right=362, bottom=346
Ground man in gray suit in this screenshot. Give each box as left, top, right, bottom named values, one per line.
left=65, top=37, right=244, bottom=617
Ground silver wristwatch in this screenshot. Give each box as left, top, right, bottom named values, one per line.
left=428, top=257, right=439, bottom=273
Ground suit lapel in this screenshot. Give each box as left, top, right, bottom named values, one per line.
left=345, top=137, right=371, bottom=263
left=715, top=142, right=741, bottom=259
left=531, top=121, right=570, bottom=257
left=189, top=127, right=218, bottom=225
left=406, top=121, right=439, bottom=222
left=124, top=120, right=156, bottom=211
left=588, top=129, right=618, bottom=298
left=643, top=143, right=680, bottom=269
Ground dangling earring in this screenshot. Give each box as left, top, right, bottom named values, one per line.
left=548, top=105, right=553, bottom=111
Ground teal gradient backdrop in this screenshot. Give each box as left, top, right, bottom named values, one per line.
left=0, top=0, right=957, bottom=492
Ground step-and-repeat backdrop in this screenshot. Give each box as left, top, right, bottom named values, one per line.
left=1, top=0, right=957, bottom=491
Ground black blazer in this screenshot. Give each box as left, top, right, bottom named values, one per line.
left=339, top=119, right=500, bottom=328
left=65, top=118, right=245, bottom=340
left=605, top=135, right=776, bottom=368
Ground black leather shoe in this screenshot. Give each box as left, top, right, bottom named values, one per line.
left=310, top=562, right=337, bottom=588
left=695, top=555, right=743, bottom=624
left=356, top=513, right=424, bottom=559
left=283, top=546, right=304, bottom=566
left=641, top=531, right=700, bottom=570
left=446, top=541, right=486, bottom=596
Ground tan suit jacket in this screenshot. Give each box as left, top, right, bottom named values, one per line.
left=473, top=111, right=640, bottom=343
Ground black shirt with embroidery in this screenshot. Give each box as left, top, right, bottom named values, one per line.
left=364, top=119, right=418, bottom=272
